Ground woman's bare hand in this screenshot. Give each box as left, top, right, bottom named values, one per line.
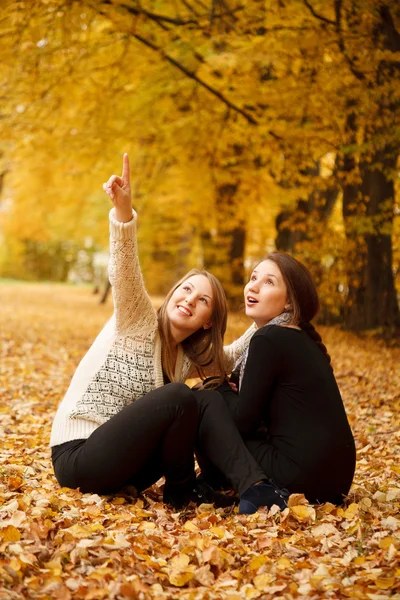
left=103, top=153, right=133, bottom=223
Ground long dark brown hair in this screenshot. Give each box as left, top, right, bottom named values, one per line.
left=263, top=252, right=331, bottom=363
left=157, top=269, right=228, bottom=384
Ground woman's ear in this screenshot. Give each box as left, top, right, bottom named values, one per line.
left=203, top=321, right=212, bottom=330
left=284, top=302, right=292, bottom=312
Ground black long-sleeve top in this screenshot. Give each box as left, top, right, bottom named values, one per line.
left=224, top=325, right=356, bottom=503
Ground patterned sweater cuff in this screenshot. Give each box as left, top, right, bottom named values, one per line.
left=109, top=208, right=137, bottom=240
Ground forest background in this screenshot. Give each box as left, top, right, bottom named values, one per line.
left=1, top=3, right=400, bottom=599
left=1, top=0, right=400, bottom=333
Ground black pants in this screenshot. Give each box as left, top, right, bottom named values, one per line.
left=195, top=389, right=266, bottom=495
left=52, top=383, right=198, bottom=495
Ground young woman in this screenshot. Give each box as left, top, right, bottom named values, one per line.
left=50, top=154, right=283, bottom=512
left=197, top=253, right=356, bottom=514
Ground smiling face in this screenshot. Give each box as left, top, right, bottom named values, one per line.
left=166, top=274, right=214, bottom=343
left=244, top=259, right=289, bottom=328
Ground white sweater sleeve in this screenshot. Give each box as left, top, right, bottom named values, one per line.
left=184, top=323, right=257, bottom=380
left=222, top=323, right=257, bottom=373
left=108, top=208, right=157, bottom=335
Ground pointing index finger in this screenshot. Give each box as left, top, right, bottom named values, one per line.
left=122, top=153, right=130, bottom=184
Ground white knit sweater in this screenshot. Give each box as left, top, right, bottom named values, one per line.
left=50, top=209, right=256, bottom=447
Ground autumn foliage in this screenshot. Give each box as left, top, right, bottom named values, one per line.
left=0, top=283, right=399, bottom=599
left=1, top=1, right=399, bottom=330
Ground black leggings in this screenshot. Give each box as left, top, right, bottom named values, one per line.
left=194, top=389, right=266, bottom=495
left=51, top=383, right=198, bottom=495
left=52, top=383, right=267, bottom=497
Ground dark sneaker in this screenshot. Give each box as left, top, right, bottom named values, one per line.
left=164, top=480, right=238, bottom=510
left=196, top=472, right=232, bottom=492
left=239, top=480, right=289, bottom=515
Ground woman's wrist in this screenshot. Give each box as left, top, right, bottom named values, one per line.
left=114, top=207, right=134, bottom=223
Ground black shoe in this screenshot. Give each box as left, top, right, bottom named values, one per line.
left=196, top=472, right=232, bottom=492
left=164, top=480, right=238, bottom=510
left=239, top=480, right=289, bottom=515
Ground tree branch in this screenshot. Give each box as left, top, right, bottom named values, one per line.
left=334, top=0, right=367, bottom=83
left=103, top=0, right=244, bottom=29
left=132, top=31, right=258, bottom=125
left=93, top=2, right=285, bottom=136
left=379, top=5, right=400, bottom=52
left=302, top=0, right=335, bottom=25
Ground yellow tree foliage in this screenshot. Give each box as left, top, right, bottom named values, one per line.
left=0, top=1, right=399, bottom=327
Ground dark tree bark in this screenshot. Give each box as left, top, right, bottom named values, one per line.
left=342, top=148, right=400, bottom=330
left=100, top=279, right=111, bottom=304
left=275, top=162, right=339, bottom=253
left=275, top=160, right=339, bottom=270
left=202, top=182, right=246, bottom=309
left=340, top=4, right=400, bottom=331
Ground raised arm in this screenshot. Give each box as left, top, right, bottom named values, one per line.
left=104, top=154, right=156, bottom=335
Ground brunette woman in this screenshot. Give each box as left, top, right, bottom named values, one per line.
left=197, top=253, right=356, bottom=514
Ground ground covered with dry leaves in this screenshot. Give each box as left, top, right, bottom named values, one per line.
left=0, top=282, right=399, bottom=600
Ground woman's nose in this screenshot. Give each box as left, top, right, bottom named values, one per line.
left=185, top=294, right=195, bottom=306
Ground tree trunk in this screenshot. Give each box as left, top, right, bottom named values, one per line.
left=203, top=182, right=246, bottom=309
left=343, top=149, right=400, bottom=329
left=275, top=163, right=339, bottom=253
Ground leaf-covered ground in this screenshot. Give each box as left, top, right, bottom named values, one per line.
left=0, top=282, right=399, bottom=600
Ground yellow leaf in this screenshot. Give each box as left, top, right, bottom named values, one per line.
left=170, top=554, right=190, bottom=569
left=310, top=575, right=325, bottom=590
left=253, top=573, right=271, bottom=591
left=9, top=557, right=21, bottom=572
left=320, top=503, right=337, bottom=514
left=249, top=555, right=268, bottom=571
left=203, top=545, right=222, bottom=566
left=194, top=564, right=215, bottom=586
left=287, top=493, right=308, bottom=507
left=112, top=497, right=126, bottom=505
left=168, top=569, right=194, bottom=587
left=374, top=577, right=395, bottom=590
left=1, top=526, right=21, bottom=542
left=209, top=526, right=226, bottom=538
left=7, top=476, right=24, bottom=491
left=184, top=520, right=198, bottom=532
left=64, top=524, right=91, bottom=539
left=244, top=584, right=261, bottom=598
left=138, top=521, right=156, bottom=531
left=277, top=557, right=291, bottom=570
left=344, top=503, right=359, bottom=519
left=290, top=505, right=316, bottom=523
left=379, top=536, right=398, bottom=549
left=44, top=556, right=62, bottom=576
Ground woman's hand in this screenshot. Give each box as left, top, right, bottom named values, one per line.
left=103, top=153, right=133, bottom=223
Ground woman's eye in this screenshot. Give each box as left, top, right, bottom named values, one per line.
left=200, top=297, right=208, bottom=304
left=250, top=275, right=256, bottom=281
left=183, top=286, right=191, bottom=292
left=267, top=279, right=274, bottom=285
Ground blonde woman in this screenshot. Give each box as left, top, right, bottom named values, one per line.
left=50, top=154, right=270, bottom=509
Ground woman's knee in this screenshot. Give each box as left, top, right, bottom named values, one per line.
left=164, top=383, right=197, bottom=412
left=194, top=390, right=228, bottom=422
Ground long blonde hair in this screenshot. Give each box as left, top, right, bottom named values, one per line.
left=157, top=269, right=228, bottom=386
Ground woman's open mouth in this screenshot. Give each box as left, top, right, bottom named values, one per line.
left=177, top=305, right=192, bottom=316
